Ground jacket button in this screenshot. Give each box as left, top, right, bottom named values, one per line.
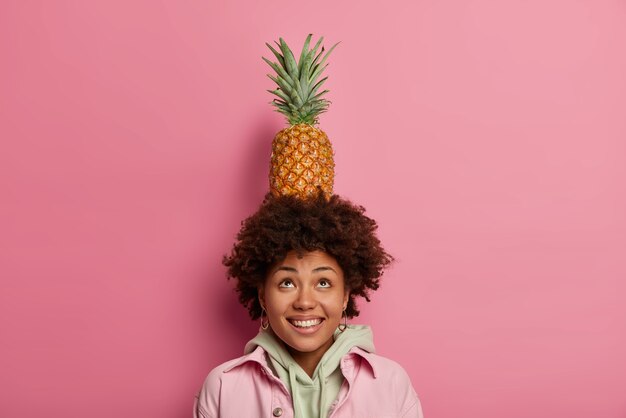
left=272, top=407, right=283, bottom=417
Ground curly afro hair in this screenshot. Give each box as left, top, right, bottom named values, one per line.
left=223, top=193, right=393, bottom=320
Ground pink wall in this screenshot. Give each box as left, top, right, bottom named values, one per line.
left=1, top=1, right=625, bottom=417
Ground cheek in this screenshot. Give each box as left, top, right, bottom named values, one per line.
left=323, top=293, right=348, bottom=315
left=264, top=291, right=289, bottom=314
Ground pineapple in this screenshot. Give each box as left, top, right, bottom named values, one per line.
left=263, top=34, right=340, bottom=199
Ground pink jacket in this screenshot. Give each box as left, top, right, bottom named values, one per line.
left=194, top=345, right=424, bottom=418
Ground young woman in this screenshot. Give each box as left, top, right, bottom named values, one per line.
left=194, top=194, right=424, bottom=418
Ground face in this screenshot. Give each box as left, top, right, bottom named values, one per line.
left=260, top=250, right=349, bottom=358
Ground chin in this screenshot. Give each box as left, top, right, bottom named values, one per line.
left=279, top=327, right=337, bottom=354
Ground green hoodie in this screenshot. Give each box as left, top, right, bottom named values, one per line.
left=244, top=325, right=376, bottom=418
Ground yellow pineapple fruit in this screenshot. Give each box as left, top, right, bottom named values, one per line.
left=263, top=34, right=340, bottom=199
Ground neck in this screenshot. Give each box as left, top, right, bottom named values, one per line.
left=286, top=337, right=334, bottom=377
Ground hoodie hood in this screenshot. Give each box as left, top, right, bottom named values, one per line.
left=244, top=325, right=375, bottom=418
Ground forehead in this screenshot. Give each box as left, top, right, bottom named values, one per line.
left=270, top=250, right=342, bottom=273
left=285, top=249, right=336, bottom=262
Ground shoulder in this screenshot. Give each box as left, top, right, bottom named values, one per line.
left=347, top=349, right=424, bottom=417
left=353, top=348, right=413, bottom=382
left=200, top=355, right=246, bottom=389
left=194, top=357, right=239, bottom=418
left=199, top=346, right=268, bottom=389
left=194, top=349, right=266, bottom=418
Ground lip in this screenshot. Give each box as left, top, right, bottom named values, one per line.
left=286, top=317, right=325, bottom=335
left=287, top=315, right=324, bottom=321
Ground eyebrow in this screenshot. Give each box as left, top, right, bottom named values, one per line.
left=273, top=266, right=337, bottom=275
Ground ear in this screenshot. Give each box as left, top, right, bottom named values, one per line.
left=343, top=290, right=350, bottom=310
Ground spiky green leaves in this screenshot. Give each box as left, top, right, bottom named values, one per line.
left=263, top=34, right=339, bottom=126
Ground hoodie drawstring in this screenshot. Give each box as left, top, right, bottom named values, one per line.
left=319, top=362, right=328, bottom=418
left=288, top=363, right=301, bottom=418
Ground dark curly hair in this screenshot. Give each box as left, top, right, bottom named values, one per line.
left=223, top=193, right=393, bottom=320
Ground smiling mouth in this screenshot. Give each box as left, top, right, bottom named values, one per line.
left=288, top=318, right=323, bottom=328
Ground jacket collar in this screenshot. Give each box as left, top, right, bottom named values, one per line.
left=223, top=345, right=268, bottom=373
left=223, top=345, right=378, bottom=378
left=343, top=347, right=378, bottom=378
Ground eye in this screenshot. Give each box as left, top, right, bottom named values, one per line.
left=279, top=279, right=295, bottom=288
left=317, top=279, right=331, bottom=288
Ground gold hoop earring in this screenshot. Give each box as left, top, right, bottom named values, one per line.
left=260, top=307, right=269, bottom=331
left=338, top=308, right=348, bottom=332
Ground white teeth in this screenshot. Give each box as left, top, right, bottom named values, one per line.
left=291, top=319, right=322, bottom=328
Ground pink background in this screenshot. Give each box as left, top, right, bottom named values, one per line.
left=1, top=1, right=625, bottom=417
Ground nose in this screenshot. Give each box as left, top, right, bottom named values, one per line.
left=293, top=287, right=316, bottom=310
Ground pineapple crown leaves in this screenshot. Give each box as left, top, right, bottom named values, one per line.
left=263, top=34, right=340, bottom=126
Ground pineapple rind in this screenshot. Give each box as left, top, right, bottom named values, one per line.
left=269, top=123, right=334, bottom=199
